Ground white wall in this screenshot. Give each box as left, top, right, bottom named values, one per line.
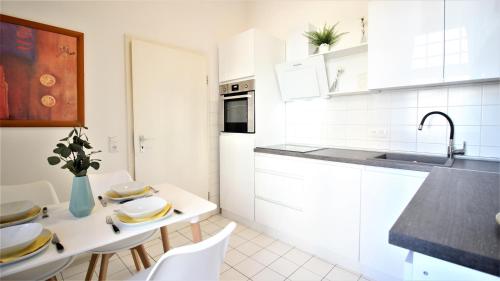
left=0, top=1, right=251, bottom=201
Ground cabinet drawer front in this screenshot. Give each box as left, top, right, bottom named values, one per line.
left=255, top=169, right=304, bottom=210
left=255, top=153, right=306, bottom=175
left=255, top=198, right=305, bottom=235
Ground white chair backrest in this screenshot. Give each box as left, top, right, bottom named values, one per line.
left=146, top=222, right=236, bottom=281
left=0, top=180, right=60, bottom=205
left=87, top=170, right=133, bottom=199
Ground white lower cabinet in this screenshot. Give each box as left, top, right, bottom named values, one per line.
left=254, top=153, right=362, bottom=265
left=408, top=252, right=499, bottom=281
left=360, top=166, right=428, bottom=281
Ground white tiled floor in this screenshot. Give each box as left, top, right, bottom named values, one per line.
left=58, top=214, right=369, bottom=281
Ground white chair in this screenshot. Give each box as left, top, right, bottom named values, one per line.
left=0, top=181, right=75, bottom=281
left=128, top=222, right=236, bottom=281
left=86, top=170, right=157, bottom=281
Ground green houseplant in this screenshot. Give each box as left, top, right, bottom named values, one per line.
left=304, top=23, right=348, bottom=54
left=48, top=127, right=101, bottom=217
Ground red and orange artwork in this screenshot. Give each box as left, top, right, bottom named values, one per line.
left=0, top=14, right=84, bottom=127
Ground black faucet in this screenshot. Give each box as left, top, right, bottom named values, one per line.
left=418, top=111, right=465, bottom=158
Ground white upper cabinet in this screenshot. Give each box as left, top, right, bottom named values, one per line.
left=368, top=1, right=445, bottom=89
left=218, top=29, right=255, bottom=83
left=444, top=0, right=500, bottom=82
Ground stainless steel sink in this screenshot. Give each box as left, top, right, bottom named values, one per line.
left=372, top=152, right=454, bottom=167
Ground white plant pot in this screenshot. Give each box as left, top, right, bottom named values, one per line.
left=318, top=43, right=330, bottom=54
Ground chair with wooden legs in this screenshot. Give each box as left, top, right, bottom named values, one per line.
left=0, top=181, right=75, bottom=281
left=86, top=170, right=160, bottom=281
left=128, top=222, right=236, bottom=281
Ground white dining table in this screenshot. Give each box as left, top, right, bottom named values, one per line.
left=0, top=182, right=217, bottom=278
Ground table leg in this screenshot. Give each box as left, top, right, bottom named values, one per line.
left=135, top=245, right=151, bottom=268
left=86, top=254, right=100, bottom=281
left=191, top=222, right=202, bottom=243
left=98, top=253, right=113, bottom=281
left=130, top=248, right=141, bottom=271
left=160, top=226, right=170, bottom=253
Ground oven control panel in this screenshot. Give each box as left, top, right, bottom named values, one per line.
left=219, top=79, right=255, bottom=95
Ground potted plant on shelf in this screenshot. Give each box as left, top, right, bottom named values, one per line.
left=47, top=127, right=101, bottom=217
left=304, top=23, right=349, bottom=54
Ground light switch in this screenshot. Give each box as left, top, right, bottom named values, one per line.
left=108, top=136, right=119, bottom=153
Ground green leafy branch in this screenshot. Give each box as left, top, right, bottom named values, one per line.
left=304, top=22, right=349, bottom=47
left=47, top=127, right=101, bottom=177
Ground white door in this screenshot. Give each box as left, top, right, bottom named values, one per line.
left=131, top=39, right=209, bottom=198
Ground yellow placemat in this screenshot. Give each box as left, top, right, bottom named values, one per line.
left=0, top=206, right=41, bottom=224
left=116, top=203, right=172, bottom=224
left=0, top=229, right=52, bottom=263
left=105, top=186, right=152, bottom=199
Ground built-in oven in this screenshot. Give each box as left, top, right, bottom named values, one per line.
left=220, top=79, right=255, bottom=133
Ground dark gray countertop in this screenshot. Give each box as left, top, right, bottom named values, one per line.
left=254, top=145, right=500, bottom=276
left=390, top=168, right=500, bottom=276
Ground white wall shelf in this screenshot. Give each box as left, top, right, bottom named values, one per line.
left=327, top=89, right=370, bottom=97
left=310, top=43, right=368, bottom=59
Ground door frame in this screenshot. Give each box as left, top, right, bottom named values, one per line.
left=124, top=34, right=209, bottom=179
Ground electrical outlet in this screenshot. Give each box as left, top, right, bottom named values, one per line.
left=369, top=128, right=389, bottom=139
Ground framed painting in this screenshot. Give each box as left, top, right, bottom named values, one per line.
left=0, top=14, right=84, bottom=127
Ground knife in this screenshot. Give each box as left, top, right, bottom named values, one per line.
left=97, top=195, right=107, bottom=207
left=51, top=233, right=64, bottom=253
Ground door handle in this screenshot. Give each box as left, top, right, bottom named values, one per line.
left=138, top=135, right=153, bottom=153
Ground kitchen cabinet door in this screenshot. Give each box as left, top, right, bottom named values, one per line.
left=220, top=133, right=255, bottom=220
left=360, top=167, right=428, bottom=281
left=218, top=29, right=255, bottom=82
left=368, top=1, right=444, bottom=89
left=444, top=0, right=500, bottom=82
left=306, top=160, right=362, bottom=262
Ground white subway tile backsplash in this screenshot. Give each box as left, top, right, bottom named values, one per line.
left=417, top=143, right=447, bottom=155
left=481, top=105, right=500, bottom=126
left=417, top=125, right=448, bottom=144
left=454, top=126, right=481, bottom=146
left=480, top=126, right=500, bottom=146
left=417, top=107, right=448, bottom=126
left=285, top=82, right=500, bottom=159
left=482, top=83, right=500, bottom=105
left=390, top=141, right=417, bottom=152
left=390, top=108, right=417, bottom=125
left=480, top=146, right=500, bottom=158
left=390, top=126, right=416, bottom=143
left=418, top=88, right=447, bottom=107
left=447, top=106, right=481, bottom=126
left=390, top=90, right=418, bottom=108
left=448, top=85, right=482, bottom=106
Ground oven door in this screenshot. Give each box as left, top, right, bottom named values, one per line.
left=222, top=92, right=254, bottom=133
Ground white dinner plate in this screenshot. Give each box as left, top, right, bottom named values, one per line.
left=0, top=223, right=43, bottom=258
left=0, top=201, right=35, bottom=222
left=105, top=191, right=152, bottom=201
left=0, top=206, right=41, bottom=229
left=114, top=207, right=174, bottom=227
left=110, top=181, right=147, bottom=196
left=0, top=229, right=51, bottom=266
left=119, top=197, right=167, bottom=219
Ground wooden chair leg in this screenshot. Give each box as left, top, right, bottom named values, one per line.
left=86, top=254, right=100, bottom=281
left=98, top=253, right=113, bottom=281
left=45, top=277, right=58, bottom=281
left=134, top=245, right=151, bottom=269
left=130, top=248, right=142, bottom=271
left=160, top=226, right=170, bottom=252
left=191, top=222, right=202, bottom=243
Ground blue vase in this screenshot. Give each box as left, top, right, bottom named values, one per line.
left=69, top=176, right=95, bottom=217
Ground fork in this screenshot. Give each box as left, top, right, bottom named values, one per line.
left=150, top=186, right=159, bottom=193
left=106, top=216, right=120, bottom=234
